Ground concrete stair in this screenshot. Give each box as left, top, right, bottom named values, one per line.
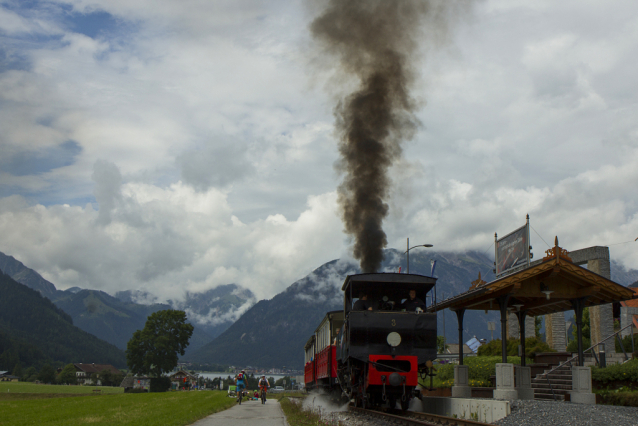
left=531, top=364, right=572, bottom=401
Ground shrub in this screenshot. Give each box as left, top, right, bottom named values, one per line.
left=435, top=356, right=529, bottom=388
left=477, top=337, right=553, bottom=358
left=57, top=364, right=78, bottom=385
left=150, top=376, right=172, bottom=392
left=566, top=336, right=591, bottom=353
left=597, top=389, right=638, bottom=407
left=592, top=359, right=638, bottom=384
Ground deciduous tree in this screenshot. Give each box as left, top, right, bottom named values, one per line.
left=37, top=364, right=56, bottom=384
left=57, top=363, right=77, bottom=385
left=437, top=335, right=447, bottom=354
left=99, top=369, right=113, bottom=386
left=12, top=362, right=22, bottom=380
left=126, top=310, right=193, bottom=377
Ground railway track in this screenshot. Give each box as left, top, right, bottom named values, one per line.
left=348, top=405, right=493, bottom=426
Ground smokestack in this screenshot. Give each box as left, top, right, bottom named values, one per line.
left=311, top=0, right=452, bottom=273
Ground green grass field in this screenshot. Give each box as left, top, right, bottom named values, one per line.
left=0, top=382, right=124, bottom=395
left=0, top=386, right=236, bottom=426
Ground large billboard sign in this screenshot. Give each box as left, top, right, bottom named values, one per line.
left=495, top=223, right=529, bottom=275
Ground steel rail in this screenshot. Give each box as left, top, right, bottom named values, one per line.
left=348, top=405, right=492, bottom=426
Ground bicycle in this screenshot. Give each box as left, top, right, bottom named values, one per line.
left=260, top=386, right=267, bottom=404
left=236, top=384, right=245, bottom=405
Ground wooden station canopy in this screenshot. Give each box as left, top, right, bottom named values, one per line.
left=428, top=238, right=637, bottom=366
left=430, top=238, right=635, bottom=316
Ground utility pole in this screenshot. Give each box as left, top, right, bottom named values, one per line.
left=441, top=291, right=445, bottom=350
left=407, top=238, right=409, bottom=274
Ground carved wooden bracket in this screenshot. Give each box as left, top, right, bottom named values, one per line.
left=543, top=236, right=572, bottom=262
left=470, top=271, right=487, bottom=290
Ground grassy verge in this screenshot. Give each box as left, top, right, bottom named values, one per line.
left=0, top=382, right=124, bottom=395
left=280, top=397, right=336, bottom=426
left=267, top=391, right=306, bottom=399
left=0, top=390, right=235, bottom=426
left=595, top=388, right=638, bottom=407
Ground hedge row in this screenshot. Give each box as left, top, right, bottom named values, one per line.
left=591, top=359, right=638, bottom=384
left=435, top=356, right=529, bottom=388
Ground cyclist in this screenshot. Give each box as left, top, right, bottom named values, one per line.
left=235, top=370, right=247, bottom=403
left=258, top=375, right=270, bottom=404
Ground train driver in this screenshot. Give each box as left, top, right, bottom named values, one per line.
left=353, top=292, right=373, bottom=311
left=400, top=289, right=426, bottom=312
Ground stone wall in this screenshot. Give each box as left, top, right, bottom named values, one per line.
left=545, top=312, right=566, bottom=351
left=566, top=246, right=616, bottom=354
left=507, top=313, right=536, bottom=341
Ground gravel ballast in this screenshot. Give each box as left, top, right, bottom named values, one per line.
left=493, top=400, right=638, bottom=426
left=301, top=393, right=638, bottom=426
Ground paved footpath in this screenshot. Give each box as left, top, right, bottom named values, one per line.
left=190, top=399, right=287, bottom=426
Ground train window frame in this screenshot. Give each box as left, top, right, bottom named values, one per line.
left=343, top=273, right=436, bottom=315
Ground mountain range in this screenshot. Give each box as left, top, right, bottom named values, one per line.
left=0, top=251, right=255, bottom=357
left=0, top=271, right=125, bottom=370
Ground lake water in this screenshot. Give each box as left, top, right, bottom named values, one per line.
left=197, top=372, right=288, bottom=381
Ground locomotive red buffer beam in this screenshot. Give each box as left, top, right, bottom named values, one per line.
left=367, top=355, right=418, bottom=387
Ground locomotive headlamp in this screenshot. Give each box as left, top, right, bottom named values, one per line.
left=387, top=332, right=401, bottom=347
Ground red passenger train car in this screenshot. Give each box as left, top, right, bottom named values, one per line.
left=304, top=310, right=344, bottom=390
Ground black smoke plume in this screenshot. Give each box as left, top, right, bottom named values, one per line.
left=312, top=1, right=448, bottom=273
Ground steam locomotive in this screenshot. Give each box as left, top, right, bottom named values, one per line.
left=304, top=273, right=438, bottom=410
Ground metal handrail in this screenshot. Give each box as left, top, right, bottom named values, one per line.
left=540, top=323, right=635, bottom=400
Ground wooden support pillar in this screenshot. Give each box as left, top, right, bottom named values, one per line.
left=572, top=298, right=587, bottom=367
left=517, top=310, right=527, bottom=367
left=498, top=295, right=511, bottom=364
left=455, top=308, right=466, bottom=365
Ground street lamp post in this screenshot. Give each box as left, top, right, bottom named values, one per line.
left=404, top=238, right=433, bottom=274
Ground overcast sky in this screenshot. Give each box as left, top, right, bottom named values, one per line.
left=1, top=0, right=638, bottom=301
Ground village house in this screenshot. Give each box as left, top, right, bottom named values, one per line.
left=73, top=363, right=123, bottom=385
left=0, top=371, right=19, bottom=382
left=169, top=370, right=198, bottom=389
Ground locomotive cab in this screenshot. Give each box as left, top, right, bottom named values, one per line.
left=336, top=273, right=437, bottom=410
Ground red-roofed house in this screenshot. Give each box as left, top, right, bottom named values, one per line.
left=74, top=363, right=123, bottom=385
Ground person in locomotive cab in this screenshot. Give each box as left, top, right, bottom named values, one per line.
left=352, top=293, right=373, bottom=311
left=400, top=289, right=426, bottom=312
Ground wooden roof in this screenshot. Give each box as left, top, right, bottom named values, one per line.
left=429, top=240, right=637, bottom=316
left=341, top=273, right=436, bottom=293
left=74, top=363, right=122, bottom=375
